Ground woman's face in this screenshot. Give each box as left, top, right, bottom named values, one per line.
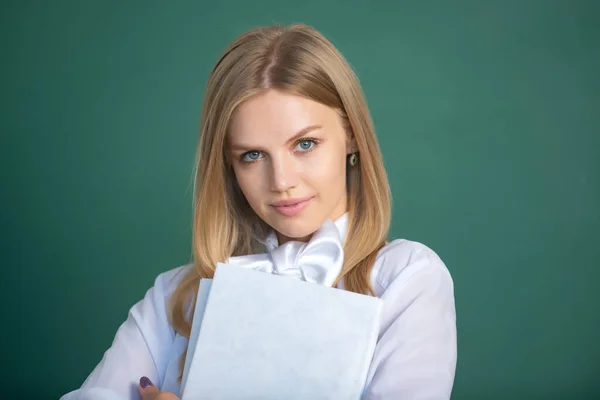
left=228, top=89, right=352, bottom=244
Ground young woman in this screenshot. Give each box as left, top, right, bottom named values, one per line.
left=63, top=24, right=457, bottom=400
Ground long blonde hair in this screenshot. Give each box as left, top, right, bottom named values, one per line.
left=169, top=23, right=391, bottom=379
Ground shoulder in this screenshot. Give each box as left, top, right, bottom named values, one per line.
left=128, top=263, right=194, bottom=331
left=152, top=263, right=194, bottom=296
left=371, top=239, right=454, bottom=297
left=133, top=263, right=194, bottom=314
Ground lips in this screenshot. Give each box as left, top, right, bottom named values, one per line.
left=271, top=196, right=314, bottom=217
left=271, top=196, right=314, bottom=207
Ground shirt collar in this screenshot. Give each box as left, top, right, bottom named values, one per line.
left=264, top=212, right=349, bottom=253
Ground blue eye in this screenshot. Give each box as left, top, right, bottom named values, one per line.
left=296, top=139, right=316, bottom=152
left=241, top=151, right=264, bottom=162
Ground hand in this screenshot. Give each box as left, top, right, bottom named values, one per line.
left=138, top=376, right=180, bottom=400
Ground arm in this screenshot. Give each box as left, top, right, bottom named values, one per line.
left=61, top=267, right=186, bottom=400
left=364, top=243, right=457, bottom=400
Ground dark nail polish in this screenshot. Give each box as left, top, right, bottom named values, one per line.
left=140, top=376, right=153, bottom=388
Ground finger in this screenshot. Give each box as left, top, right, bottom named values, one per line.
left=138, top=376, right=160, bottom=400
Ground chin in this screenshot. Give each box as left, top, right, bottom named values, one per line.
left=264, top=213, right=322, bottom=240
left=277, top=226, right=316, bottom=240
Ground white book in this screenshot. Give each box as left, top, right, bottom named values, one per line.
left=181, top=263, right=383, bottom=400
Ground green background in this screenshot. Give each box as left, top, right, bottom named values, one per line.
left=2, top=0, right=598, bottom=398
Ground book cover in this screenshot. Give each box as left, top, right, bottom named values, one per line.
left=181, top=263, right=382, bottom=400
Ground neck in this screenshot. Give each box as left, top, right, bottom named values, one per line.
left=276, top=232, right=312, bottom=246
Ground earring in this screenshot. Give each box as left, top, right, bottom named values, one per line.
left=349, top=147, right=358, bottom=166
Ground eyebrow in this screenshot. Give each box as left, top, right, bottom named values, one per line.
left=230, top=124, right=323, bottom=152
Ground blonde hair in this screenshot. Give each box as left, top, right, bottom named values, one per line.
left=169, top=24, right=391, bottom=379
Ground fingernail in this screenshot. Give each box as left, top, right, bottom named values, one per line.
left=140, top=376, right=153, bottom=388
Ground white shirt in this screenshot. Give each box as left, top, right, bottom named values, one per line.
left=62, top=215, right=457, bottom=399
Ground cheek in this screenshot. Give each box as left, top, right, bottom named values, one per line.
left=302, top=151, right=346, bottom=188
left=232, top=165, right=263, bottom=204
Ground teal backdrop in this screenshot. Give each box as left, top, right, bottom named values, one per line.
left=1, top=1, right=599, bottom=398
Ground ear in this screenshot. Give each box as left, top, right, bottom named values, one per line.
left=346, top=137, right=358, bottom=155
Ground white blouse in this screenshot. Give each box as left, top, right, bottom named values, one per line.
left=62, top=214, right=457, bottom=399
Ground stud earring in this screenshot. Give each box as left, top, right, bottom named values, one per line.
left=349, top=147, right=358, bottom=166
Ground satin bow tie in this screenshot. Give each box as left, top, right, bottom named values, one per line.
left=224, top=218, right=345, bottom=287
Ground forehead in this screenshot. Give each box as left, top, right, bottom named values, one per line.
left=228, top=90, right=341, bottom=142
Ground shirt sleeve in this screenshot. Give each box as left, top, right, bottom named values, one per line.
left=61, top=266, right=187, bottom=400
left=364, top=241, right=457, bottom=400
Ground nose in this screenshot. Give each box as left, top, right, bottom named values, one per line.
left=269, top=153, right=299, bottom=192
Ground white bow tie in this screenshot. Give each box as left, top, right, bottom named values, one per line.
left=223, top=217, right=345, bottom=287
